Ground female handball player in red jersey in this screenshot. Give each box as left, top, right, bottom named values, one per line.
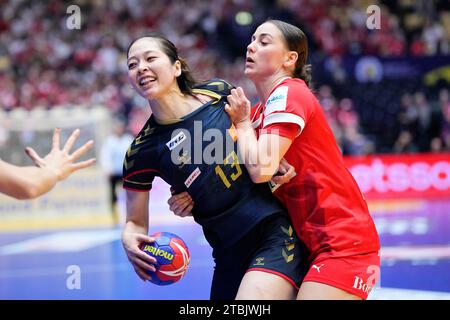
left=170, top=20, right=380, bottom=300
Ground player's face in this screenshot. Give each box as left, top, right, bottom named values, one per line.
left=245, top=22, right=291, bottom=80
left=127, top=38, right=181, bottom=100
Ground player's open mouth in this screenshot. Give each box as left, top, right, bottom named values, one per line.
left=246, top=57, right=255, bottom=63
left=139, top=76, right=156, bottom=87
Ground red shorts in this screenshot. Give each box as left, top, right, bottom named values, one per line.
left=302, top=250, right=381, bottom=300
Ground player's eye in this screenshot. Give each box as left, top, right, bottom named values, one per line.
left=128, top=62, right=136, bottom=69
left=147, top=56, right=156, bottom=62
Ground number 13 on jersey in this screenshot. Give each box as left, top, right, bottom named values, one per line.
left=215, top=151, right=242, bottom=188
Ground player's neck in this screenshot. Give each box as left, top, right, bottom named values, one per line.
left=254, top=74, right=291, bottom=105
left=151, top=90, right=202, bottom=123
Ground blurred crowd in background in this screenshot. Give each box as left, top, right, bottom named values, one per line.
left=0, top=0, right=449, bottom=155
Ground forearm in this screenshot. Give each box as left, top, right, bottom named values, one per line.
left=0, top=161, right=59, bottom=199
left=235, top=121, right=279, bottom=183
left=124, top=220, right=148, bottom=237
left=124, top=191, right=149, bottom=234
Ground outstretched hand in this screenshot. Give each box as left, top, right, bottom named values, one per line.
left=25, top=128, right=96, bottom=181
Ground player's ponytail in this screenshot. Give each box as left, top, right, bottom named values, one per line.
left=266, top=20, right=312, bottom=87
left=177, top=57, right=196, bottom=96
left=127, top=32, right=197, bottom=96
left=296, top=63, right=312, bottom=88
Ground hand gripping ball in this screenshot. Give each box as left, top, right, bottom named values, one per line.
left=140, top=232, right=190, bottom=286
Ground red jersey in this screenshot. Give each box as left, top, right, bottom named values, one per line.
left=251, top=78, right=380, bottom=261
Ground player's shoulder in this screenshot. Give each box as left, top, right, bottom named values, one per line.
left=269, top=78, right=315, bottom=106
left=193, top=78, right=235, bottom=97
left=275, top=78, right=310, bottom=96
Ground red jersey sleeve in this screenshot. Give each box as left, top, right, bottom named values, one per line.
left=261, top=79, right=314, bottom=138
left=260, top=123, right=298, bottom=141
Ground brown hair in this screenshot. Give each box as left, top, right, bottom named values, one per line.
left=266, top=20, right=312, bottom=87
left=127, top=32, right=197, bottom=96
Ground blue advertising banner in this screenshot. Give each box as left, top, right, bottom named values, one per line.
left=319, top=55, right=450, bottom=84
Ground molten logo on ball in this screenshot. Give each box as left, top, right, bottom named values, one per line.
left=141, top=232, right=190, bottom=286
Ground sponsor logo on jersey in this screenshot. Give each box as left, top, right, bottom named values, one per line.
left=184, top=167, right=201, bottom=188
left=166, top=131, right=187, bottom=151
left=264, top=86, right=288, bottom=115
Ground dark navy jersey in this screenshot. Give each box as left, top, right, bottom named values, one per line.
left=122, top=79, right=283, bottom=249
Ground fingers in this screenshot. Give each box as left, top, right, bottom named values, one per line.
left=285, top=165, right=297, bottom=179
left=178, top=203, right=194, bottom=217
left=167, top=192, right=192, bottom=206
left=123, top=233, right=159, bottom=281
left=172, top=200, right=194, bottom=217
left=168, top=192, right=194, bottom=217
left=227, top=94, right=237, bottom=108
left=133, top=256, right=156, bottom=272
left=271, top=175, right=282, bottom=184
left=133, top=264, right=153, bottom=282
left=52, top=128, right=61, bottom=151
left=170, top=198, right=194, bottom=216
left=62, top=128, right=80, bottom=153
left=135, top=234, right=155, bottom=244
left=224, top=103, right=231, bottom=115
left=169, top=197, right=191, bottom=212
left=135, top=245, right=157, bottom=265
left=236, top=87, right=248, bottom=100
left=71, top=158, right=96, bottom=171
left=278, top=166, right=287, bottom=174
left=229, top=87, right=249, bottom=105
left=70, top=140, right=94, bottom=161
left=25, top=147, right=45, bottom=167
left=272, top=166, right=296, bottom=185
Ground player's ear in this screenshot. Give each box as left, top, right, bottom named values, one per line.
left=174, top=60, right=182, bottom=77
left=283, top=51, right=298, bottom=69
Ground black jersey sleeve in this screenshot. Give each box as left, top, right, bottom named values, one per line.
left=192, top=78, right=235, bottom=102
left=122, top=128, right=160, bottom=192
left=122, top=166, right=157, bottom=192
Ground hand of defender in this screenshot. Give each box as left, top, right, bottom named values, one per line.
left=25, top=128, right=96, bottom=181
left=168, top=187, right=194, bottom=217
left=225, top=87, right=252, bottom=128
left=271, top=158, right=297, bottom=185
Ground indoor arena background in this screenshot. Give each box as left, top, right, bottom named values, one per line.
left=0, top=0, right=449, bottom=300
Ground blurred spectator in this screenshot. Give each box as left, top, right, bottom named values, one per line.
left=100, top=118, right=134, bottom=225
left=439, top=89, right=450, bottom=150
left=393, top=130, right=419, bottom=154
left=414, top=92, right=432, bottom=151
left=0, top=0, right=449, bottom=156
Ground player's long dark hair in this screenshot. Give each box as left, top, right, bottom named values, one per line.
left=127, top=32, right=197, bottom=96
left=266, top=20, right=312, bottom=87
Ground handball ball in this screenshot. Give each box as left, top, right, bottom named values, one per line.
left=140, top=232, right=190, bottom=286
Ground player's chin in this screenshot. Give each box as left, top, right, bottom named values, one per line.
left=244, top=68, right=258, bottom=80
left=139, top=87, right=157, bottom=100
left=244, top=68, right=254, bottom=77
